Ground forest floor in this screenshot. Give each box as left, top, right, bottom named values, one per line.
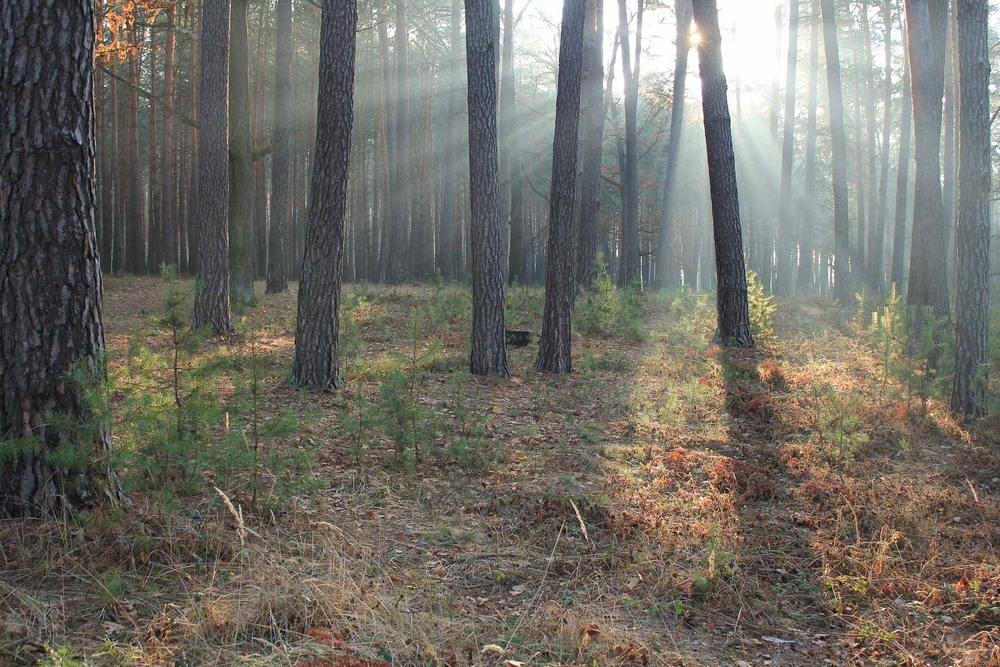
left=2, top=277, right=999, bottom=667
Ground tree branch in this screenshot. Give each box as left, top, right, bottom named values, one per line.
left=99, top=64, right=200, bottom=129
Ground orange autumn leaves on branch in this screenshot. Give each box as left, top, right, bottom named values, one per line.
left=96, top=0, right=182, bottom=62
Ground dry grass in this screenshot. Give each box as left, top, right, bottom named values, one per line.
left=1, top=277, right=997, bottom=666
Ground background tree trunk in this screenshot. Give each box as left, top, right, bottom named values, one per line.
left=267, top=0, right=292, bottom=294
left=228, top=0, right=256, bottom=305
left=776, top=0, right=799, bottom=296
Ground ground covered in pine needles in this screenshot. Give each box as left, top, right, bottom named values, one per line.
left=2, top=277, right=999, bottom=666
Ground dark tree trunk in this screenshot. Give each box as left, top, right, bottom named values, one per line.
left=0, top=0, right=117, bottom=517
left=192, top=0, right=233, bottom=335
left=98, top=67, right=116, bottom=274
left=388, top=0, right=412, bottom=283
left=654, top=0, right=691, bottom=290
left=149, top=26, right=162, bottom=272
left=291, top=0, right=357, bottom=389
left=125, top=31, right=145, bottom=275
left=112, top=62, right=126, bottom=275
left=797, top=0, right=820, bottom=292
left=576, top=0, right=606, bottom=289
left=776, top=0, right=799, bottom=296
left=536, top=0, right=586, bottom=373
left=951, top=0, right=990, bottom=419
left=820, top=0, right=852, bottom=304
left=501, top=0, right=525, bottom=284
left=905, top=0, right=951, bottom=318
left=616, top=0, right=642, bottom=288
left=890, top=17, right=912, bottom=291
left=229, top=0, right=256, bottom=305
left=465, top=0, right=511, bottom=378
left=691, top=0, right=753, bottom=347
left=267, top=0, right=292, bottom=294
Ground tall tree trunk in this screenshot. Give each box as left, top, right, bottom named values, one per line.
left=1, top=0, right=117, bottom=516
left=98, top=67, right=116, bottom=274
left=851, top=15, right=867, bottom=280
left=821, top=0, right=852, bottom=304
left=691, top=0, right=753, bottom=347
left=192, top=0, right=233, bottom=335
left=871, top=0, right=892, bottom=295
left=576, top=0, right=607, bottom=289
left=162, top=7, right=178, bottom=269
left=388, top=0, right=412, bottom=283
left=654, top=0, right=691, bottom=290
left=466, top=0, right=511, bottom=378
left=797, top=0, right=820, bottom=292
left=905, top=0, right=951, bottom=318
left=149, top=24, right=162, bottom=273
left=861, top=0, right=880, bottom=292
left=537, top=0, right=586, bottom=373
left=776, top=0, right=799, bottom=296
left=267, top=0, right=292, bottom=294
left=291, top=0, right=358, bottom=389
left=951, top=0, right=990, bottom=418
left=501, top=0, right=525, bottom=284
left=439, top=0, right=463, bottom=281
left=125, top=28, right=145, bottom=275
left=229, top=0, right=256, bottom=305
left=616, top=0, right=643, bottom=288
left=890, top=16, right=912, bottom=290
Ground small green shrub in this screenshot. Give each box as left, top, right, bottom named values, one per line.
left=575, top=263, right=646, bottom=342
left=746, top=269, right=776, bottom=344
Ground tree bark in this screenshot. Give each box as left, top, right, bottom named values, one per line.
left=537, top=0, right=586, bottom=373
left=291, top=0, right=357, bottom=389
left=691, top=0, right=753, bottom=347
left=162, top=7, right=178, bottom=269
left=192, top=0, right=233, bottom=335
left=951, top=0, right=990, bottom=419
left=820, top=0, right=852, bottom=304
left=388, top=0, right=412, bottom=283
left=1, top=0, right=117, bottom=517
left=465, top=0, right=511, bottom=378
left=576, top=0, right=607, bottom=289
left=267, top=0, right=293, bottom=294
left=439, top=0, right=463, bottom=282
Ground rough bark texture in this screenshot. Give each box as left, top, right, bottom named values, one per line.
left=465, top=0, right=511, bottom=378
left=192, top=0, right=233, bottom=335
left=890, top=20, right=912, bottom=291
left=776, top=0, right=799, bottom=296
left=0, top=0, right=117, bottom=517
left=905, top=0, right=951, bottom=318
left=691, top=0, right=753, bottom=347
left=951, top=0, right=990, bottom=419
left=291, top=0, right=357, bottom=389
left=267, top=0, right=292, bottom=294
left=653, top=0, right=691, bottom=290
left=820, top=0, right=852, bottom=304
left=228, top=0, right=256, bottom=305
left=536, top=0, right=586, bottom=373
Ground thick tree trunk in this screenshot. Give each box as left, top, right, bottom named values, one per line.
left=951, top=0, right=990, bottom=419
left=797, top=0, right=820, bottom=292
left=537, top=0, right=586, bottom=373
left=905, top=0, right=951, bottom=318
left=267, top=0, right=292, bottom=294
left=192, top=0, right=233, bottom=335
left=776, top=0, right=799, bottom=296
left=465, top=0, right=511, bottom=378
left=820, top=0, right=852, bottom=304
left=229, top=0, right=256, bottom=305
left=291, top=0, right=357, bottom=389
left=0, top=0, right=117, bottom=517
left=691, top=0, right=753, bottom=347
